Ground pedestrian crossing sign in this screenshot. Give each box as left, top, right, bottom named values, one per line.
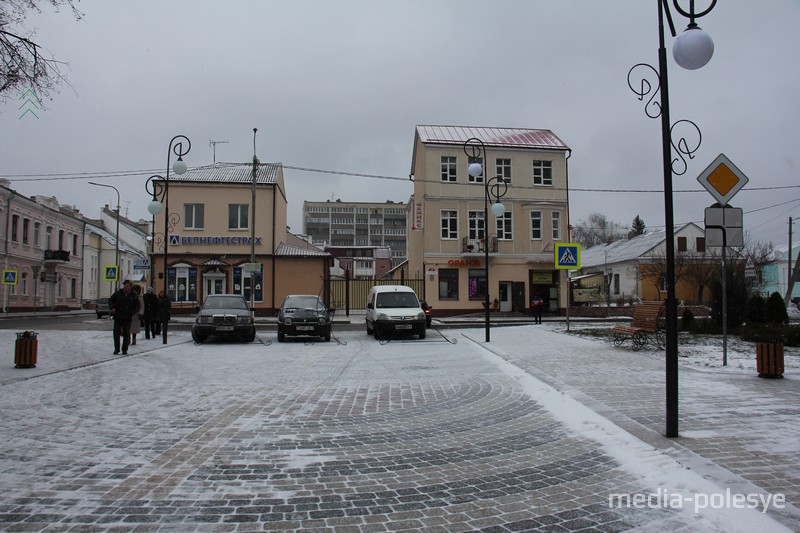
left=554, top=243, right=580, bottom=270
left=104, top=266, right=119, bottom=282
left=2, top=270, right=17, bottom=285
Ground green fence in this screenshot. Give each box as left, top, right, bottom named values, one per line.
left=329, top=278, right=425, bottom=314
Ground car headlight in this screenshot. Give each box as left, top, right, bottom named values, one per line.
left=284, top=317, right=293, bottom=326
left=197, top=316, right=212, bottom=324
left=377, top=313, right=388, bottom=321
left=237, top=316, right=253, bottom=325
left=318, top=317, right=326, bottom=325
left=417, top=312, right=425, bottom=320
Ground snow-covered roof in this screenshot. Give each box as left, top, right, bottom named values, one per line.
left=580, top=223, right=703, bottom=269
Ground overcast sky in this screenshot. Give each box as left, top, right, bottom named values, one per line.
left=1, top=0, right=798, bottom=249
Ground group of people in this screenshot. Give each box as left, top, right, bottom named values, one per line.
left=108, top=280, right=171, bottom=354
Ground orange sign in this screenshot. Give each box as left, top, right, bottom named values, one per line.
left=697, top=154, right=748, bottom=205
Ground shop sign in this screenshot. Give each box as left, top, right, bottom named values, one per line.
left=447, top=259, right=481, bottom=267
left=171, top=236, right=263, bottom=246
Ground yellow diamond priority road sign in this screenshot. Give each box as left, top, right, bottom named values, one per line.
left=696, top=153, right=749, bottom=206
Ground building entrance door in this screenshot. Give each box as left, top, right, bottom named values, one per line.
left=499, top=281, right=513, bottom=312
left=204, top=274, right=226, bottom=296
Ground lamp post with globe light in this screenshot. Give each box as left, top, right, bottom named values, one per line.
left=627, top=0, right=716, bottom=437
left=464, top=137, right=507, bottom=343
left=143, top=135, right=191, bottom=344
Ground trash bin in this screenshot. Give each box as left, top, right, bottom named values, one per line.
left=755, top=337, right=784, bottom=379
left=14, top=331, right=38, bottom=369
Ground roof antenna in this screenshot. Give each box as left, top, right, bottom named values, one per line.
left=209, top=139, right=229, bottom=163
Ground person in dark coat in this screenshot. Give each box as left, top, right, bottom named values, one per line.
left=108, top=280, right=140, bottom=354
left=142, top=287, right=159, bottom=339
left=157, top=289, right=171, bottom=344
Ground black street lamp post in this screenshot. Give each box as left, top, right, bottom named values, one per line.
left=464, top=137, right=508, bottom=343
left=144, top=135, right=191, bottom=344
left=628, top=0, right=716, bottom=437
left=88, top=182, right=120, bottom=293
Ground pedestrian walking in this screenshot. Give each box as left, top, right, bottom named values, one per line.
left=142, top=287, right=158, bottom=339
left=157, top=289, right=171, bottom=344
left=108, top=280, right=140, bottom=354
left=129, top=285, right=144, bottom=345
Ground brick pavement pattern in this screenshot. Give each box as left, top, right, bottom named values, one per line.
left=0, top=327, right=793, bottom=532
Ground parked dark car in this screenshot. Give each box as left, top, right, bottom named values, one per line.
left=95, top=297, right=110, bottom=319
left=419, top=299, right=433, bottom=328
left=278, top=295, right=334, bottom=342
left=191, top=294, right=256, bottom=343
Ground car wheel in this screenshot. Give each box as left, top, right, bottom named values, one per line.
left=277, top=330, right=285, bottom=342
left=418, top=328, right=426, bottom=340
left=324, top=329, right=331, bottom=342
left=366, top=320, right=373, bottom=335
left=243, top=331, right=256, bottom=343
left=191, top=329, right=206, bottom=344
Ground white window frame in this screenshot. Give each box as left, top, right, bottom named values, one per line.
left=440, top=156, right=457, bottom=182
left=552, top=211, right=561, bottom=241
left=496, top=158, right=512, bottom=184
left=531, top=211, right=542, bottom=240
left=468, top=210, right=485, bottom=240
left=440, top=210, right=458, bottom=240
left=228, top=204, right=249, bottom=230
left=533, top=160, right=553, bottom=186
left=184, top=203, right=205, bottom=230
left=496, top=212, right=513, bottom=240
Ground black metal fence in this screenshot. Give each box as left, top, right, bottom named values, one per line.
left=329, top=278, right=425, bottom=315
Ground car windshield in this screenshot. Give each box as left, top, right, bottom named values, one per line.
left=284, top=296, right=323, bottom=309
left=203, top=296, right=248, bottom=310
left=376, top=292, right=419, bottom=309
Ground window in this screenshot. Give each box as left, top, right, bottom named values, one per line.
left=659, top=273, right=667, bottom=292
left=70, top=278, right=76, bottom=299
left=531, top=211, right=542, bottom=240
left=21, top=272, right=28, bottom=296
left=72, top=234, right=78, bottom=255
left=533, top=160, right=553, bottom=185
left=440, top=156, right=457, bottom=182
left=59, top=230, right=65, bottom=250
left=168, top=266, right=197, bottom=302
left=22, top=218, right=29, bottom=244
left=468, top=157, right=483, bottom=183
left=440, top=210, right=458, bottom=239
left=34, top=222, right=40, bottom=247
left=438, top=268, right=459, bottom=299
left=46, top=226, right=53, bottom=249
left=496, top=158, right=512, bottom=184
left=552, top=212, right=561, bottom=241
left=613, top=273, right=620, bottom=295
left=468, top=210, right=485, bottom=240
left=11, top=215, right=18, bottom=242
left=496, top=212, right=512, bottom=240
left=468, top=268, right=487, bottom=300
left=185, top=203, right=205, bottom=229
left=233, top=265, right=263, bottom=302
left=696, top=237, right=705, bottom=253
left=677, top=236, right=687, bottom=252
left=228, top=204, right=249, bottom=230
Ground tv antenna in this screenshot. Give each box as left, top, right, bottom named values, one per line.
left=209, top=139, right=229, bottom=163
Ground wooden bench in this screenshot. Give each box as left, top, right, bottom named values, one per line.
left=612, top=301, right=665, bottom=351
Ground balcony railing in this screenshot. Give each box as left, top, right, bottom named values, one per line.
left=43, top=249, right=70, bottom=262
left=461, top=236, right=498, bottom=254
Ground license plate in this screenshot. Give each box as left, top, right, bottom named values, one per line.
left=395, top=324, right=413, bottom=330
left=217, top=326, right=234, bottom=331
left=297, top=325, right=314, bottom=331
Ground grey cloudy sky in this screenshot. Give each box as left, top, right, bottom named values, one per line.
left=1, top=0, right=798, bottom=248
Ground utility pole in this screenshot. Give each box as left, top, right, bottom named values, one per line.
left=251, top=128, right=259, bottom=311
left=785, top=217, right=800, bottom=305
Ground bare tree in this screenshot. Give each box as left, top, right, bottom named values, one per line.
left=571, top=212, right=626, bottom=249
left=0, top=0, right=82, bottom=103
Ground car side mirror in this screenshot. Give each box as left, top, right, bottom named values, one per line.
left=194, top=305, right=201, bottom=312
left=367, top=303, right=374, bottom=310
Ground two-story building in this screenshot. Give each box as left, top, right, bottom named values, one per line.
left=406, top=125, right=572, bottom=315
left=0, top=183, right=84, bottom=312
left=147, top=162, right=331, bottom=314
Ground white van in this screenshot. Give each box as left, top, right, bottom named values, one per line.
left=365, top=285, right=427, bottom=340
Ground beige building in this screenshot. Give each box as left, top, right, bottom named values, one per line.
left=407, top=125, right=572, bottom=315
left=148, top=163, right=331, bottom=314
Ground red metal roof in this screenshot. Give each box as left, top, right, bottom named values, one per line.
left=416, top=125, right=569, bottom=151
